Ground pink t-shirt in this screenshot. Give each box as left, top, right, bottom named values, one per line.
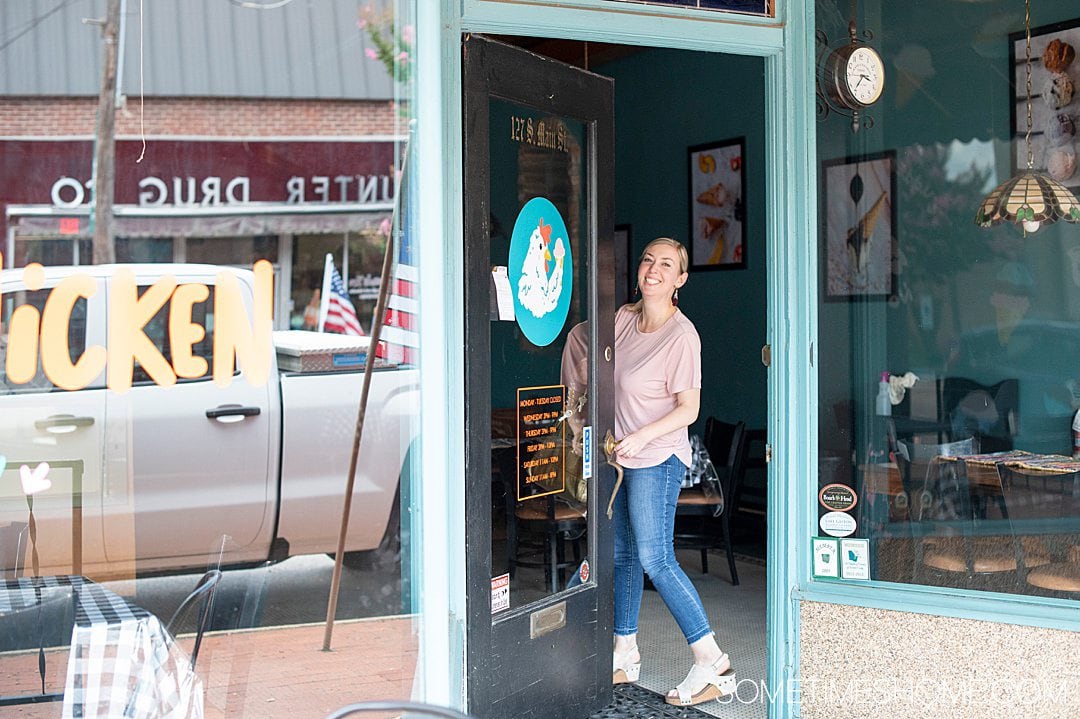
left=614, top=304, right=701, bottom=469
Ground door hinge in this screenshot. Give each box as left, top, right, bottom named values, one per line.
left=765, top=444, right=773, bottom=464
left=761, top=344, right=771, bottom=367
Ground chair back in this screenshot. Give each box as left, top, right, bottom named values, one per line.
left=703, top=418, right=748, bottom=514
left=0, top=522, right=28, bottom=580
left=166, top=569, right=223, bottom=671
left=941, top=377, right=1019, bottom=452
left=895, top=437, right=976, bottom=524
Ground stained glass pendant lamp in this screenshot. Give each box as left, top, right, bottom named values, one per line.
left=975, top=0, right=1080, bottom=234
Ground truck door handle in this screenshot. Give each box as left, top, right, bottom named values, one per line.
left=205, top=404, right=262, bottom=423
left=35, top=414, right=96, bottom=434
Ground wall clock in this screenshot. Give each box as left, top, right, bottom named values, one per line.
left=817, top=21, right=886, bottom=132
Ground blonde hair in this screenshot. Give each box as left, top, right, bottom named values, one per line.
left=640, top=237, right=689, bottom=274
left=629, top=237, right=689, bottom=312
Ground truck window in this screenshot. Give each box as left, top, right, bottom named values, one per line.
left=0, top=289, right=89, bottom=394
left=131, top=285, right=216, bottom=386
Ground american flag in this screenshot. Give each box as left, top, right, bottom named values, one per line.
left=376, top=220, right=419, bottom=365
left=319, top=254, right=365, bottom=336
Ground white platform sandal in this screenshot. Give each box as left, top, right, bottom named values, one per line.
left=612, top=648, right=641, bottom=684
left=665, top=653, right=736, bottom=706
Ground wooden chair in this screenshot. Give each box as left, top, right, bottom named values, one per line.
left=508, top=494, right=586, bottom=594
left=490, top=407, right=587, bottom=594
left=896, top=437, right=1045, bottom=590
left=997, top=466, right=1080, bottom=596
left=673, top=418, right=748, bottom=585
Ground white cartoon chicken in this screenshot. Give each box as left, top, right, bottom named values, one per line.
left=517, top=217, right=565, bottom=318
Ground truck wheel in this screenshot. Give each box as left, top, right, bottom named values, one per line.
left=336, top=488, right=401, bottom=571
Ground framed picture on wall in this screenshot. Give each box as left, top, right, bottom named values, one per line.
left=614, top=224, right=633, bottom=307
left=821, top=151, right=897, bottom=301
left=688, top=138, right=747, bottom=271
left=1009, top=17, right=1080, bottom=193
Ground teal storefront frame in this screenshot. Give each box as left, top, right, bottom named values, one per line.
left=411, top=0, right=1080, bottom=715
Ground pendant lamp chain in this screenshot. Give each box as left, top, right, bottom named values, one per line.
left=1024, top=0, right=1033, bottom=169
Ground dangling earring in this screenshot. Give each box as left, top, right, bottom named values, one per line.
left=672, top=287, right=679, bottom=306
left=633, top=284, right=640, bottom=298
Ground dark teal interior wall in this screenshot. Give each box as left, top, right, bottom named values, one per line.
left=816, top=0, right=1080, bottom=455
left=600, top=48, right=768, bottom=433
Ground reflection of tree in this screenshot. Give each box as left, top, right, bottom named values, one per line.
left=896, top=144, right=997, bottom=367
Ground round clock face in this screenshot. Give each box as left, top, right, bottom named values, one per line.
left=844, top=46, right=885, bottom=106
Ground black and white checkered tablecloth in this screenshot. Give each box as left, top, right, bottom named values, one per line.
left=2, top=576, right=203, bottom=718
left=2, top=575, right=149, bottom=625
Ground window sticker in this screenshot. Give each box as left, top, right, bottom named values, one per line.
left=507, top=197, right=573, bottom=347
left=840, top=538, right=870, bottom=580
left=491, top=573, right=510, bottom=613
left=582, top=426, right=593, bottom=480
left=812, top=537, right=840, bottom=579
left=490, top=266, right=515, bottom=321
left=819, top=510, right=857, bottom=537
left=819, top=483, right=858, bottom=512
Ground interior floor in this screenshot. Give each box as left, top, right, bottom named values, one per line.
left=588, top=548, right=767, bottom=719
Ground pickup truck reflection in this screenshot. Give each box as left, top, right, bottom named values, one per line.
left=0, top=263, right=417, bottom=578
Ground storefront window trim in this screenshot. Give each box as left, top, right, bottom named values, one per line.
left=796, top=580, right=1080, bottom=634
left=415, top=0, right=462, bottom=708
left=461, top=0, right=784, bottom=56
left=462, top=0, right=783, bottom=28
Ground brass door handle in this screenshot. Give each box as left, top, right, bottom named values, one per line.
left=604, top=430, right=618, bottom=457
left=603, top=430, right=624, bottom=519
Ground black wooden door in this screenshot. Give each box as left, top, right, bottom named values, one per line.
left=462, top=34, right=616, bottom=719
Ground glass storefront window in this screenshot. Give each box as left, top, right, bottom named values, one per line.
left=817, top=0, right=1080, bottom=599
left=1, top=0, right=423, bottom=713
left=115, top=236, right=173, bottom=263
left=186, top=235, right=279, bottom=268
left=12, top=238, right=93, bottom=267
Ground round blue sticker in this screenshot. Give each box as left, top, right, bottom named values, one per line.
left=507, top=197, right=574, bottom=347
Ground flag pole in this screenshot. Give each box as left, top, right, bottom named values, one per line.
left=323, top=137, right=409, bottom=651
left=317, top=253, right=333, bottom=333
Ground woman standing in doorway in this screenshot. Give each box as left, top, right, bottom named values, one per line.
left=611, top=237, right=734, bottom=707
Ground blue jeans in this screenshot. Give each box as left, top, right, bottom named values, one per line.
left=613, top=454, right=712, bottom=644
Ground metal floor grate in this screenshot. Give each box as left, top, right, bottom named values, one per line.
left=590, top=684, right=726, bottom=718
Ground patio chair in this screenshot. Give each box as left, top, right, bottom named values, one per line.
left=896, top=437, right=1044, bottom=590
left=0, top=522, right=28, bottom=580
left=166, top=569, right=223, bottom=671
left=326, top=700, right=475, bottom=719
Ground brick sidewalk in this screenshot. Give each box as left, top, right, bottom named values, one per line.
left=0, top=616, right=418, bottom=718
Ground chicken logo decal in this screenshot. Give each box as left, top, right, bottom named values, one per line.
left=508, top=197, right=573, bottom=347
left=517, top=218, right=565, bottom=318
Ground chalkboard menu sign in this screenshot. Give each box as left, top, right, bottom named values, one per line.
left=517, top=385, right=567, bottom=501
